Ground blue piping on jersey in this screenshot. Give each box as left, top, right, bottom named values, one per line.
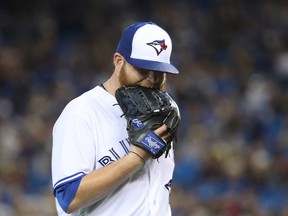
left=54, top=171, right=86, bottom=192
left=54, top=177, right=83, bottom=212
left=53, top=172, right=86, bottom=212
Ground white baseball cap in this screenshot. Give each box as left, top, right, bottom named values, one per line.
left=116, top=22, right=179, bottom=74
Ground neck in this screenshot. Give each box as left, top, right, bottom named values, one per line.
left=102, top=77, right=120, bottom=96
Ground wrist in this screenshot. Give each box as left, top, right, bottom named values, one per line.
left=130, top=145, right=151, bottom=160
left=129, top=151, right=145, bottom=166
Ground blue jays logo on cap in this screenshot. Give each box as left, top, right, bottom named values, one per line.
left=116, top=22, right=179, bottom=74
left=147, top=39, right=167, bottom=56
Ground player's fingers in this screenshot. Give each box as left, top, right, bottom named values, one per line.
left=154, top=124, right=167, bottom=134
left=154, top=124, right=171, bottom=141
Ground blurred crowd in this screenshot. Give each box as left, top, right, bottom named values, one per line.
left=0, top=0, right=288, bottom=215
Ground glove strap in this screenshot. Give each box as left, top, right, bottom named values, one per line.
left=140, top=131, right=166, bottom=158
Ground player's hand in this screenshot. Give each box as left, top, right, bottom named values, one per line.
left=130, top=124, right=171, bottom=161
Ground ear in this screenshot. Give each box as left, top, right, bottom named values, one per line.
left=114, top=53, right=124, bottom=67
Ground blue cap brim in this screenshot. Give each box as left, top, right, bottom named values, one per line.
left=126, top=58, right=179, bottom=74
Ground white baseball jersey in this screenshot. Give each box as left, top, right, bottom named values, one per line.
left=52, top=86, right=175, bottom=216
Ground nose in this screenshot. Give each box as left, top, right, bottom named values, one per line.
left=146, top=71, right=159, bottom=84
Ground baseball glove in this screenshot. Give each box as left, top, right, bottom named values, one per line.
left=115, top=86, right=180, bottom=159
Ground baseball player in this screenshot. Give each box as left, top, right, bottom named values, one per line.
left=51, top=21, right=180, bottom=216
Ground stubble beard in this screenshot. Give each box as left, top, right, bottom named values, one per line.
left=118, top=64, right=166, bottom=90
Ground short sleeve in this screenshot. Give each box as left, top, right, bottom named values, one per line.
left=52, top=112, right=96, bottom=189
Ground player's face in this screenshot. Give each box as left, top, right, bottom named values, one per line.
left=119, top=61, right=166, bottom=90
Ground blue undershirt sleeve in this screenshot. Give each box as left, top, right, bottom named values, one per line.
left=53, top=176, right=83, bottom=212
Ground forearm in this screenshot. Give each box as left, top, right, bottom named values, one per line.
left=67, top=150, right=147, bottom=213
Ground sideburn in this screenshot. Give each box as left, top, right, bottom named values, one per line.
left=118, top=63, right=130, bottom=87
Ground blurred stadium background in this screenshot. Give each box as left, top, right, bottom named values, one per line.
left=0, top=0, right=288, bottom=215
